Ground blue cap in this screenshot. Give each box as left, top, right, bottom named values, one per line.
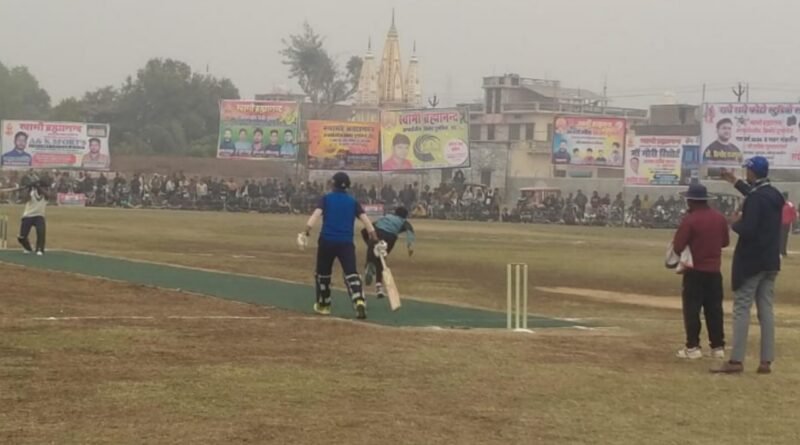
left=743, top=156, right=769, bottom=178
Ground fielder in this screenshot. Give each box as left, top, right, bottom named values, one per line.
left=361, top=206, right=416, bottom=299
left=299, top=172, right=377, bottom=319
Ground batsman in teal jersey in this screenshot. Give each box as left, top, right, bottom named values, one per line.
left=360, top=206, right=416, bottom=299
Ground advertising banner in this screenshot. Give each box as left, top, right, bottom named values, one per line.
left=363, top=203, right=385, bottom=219
left=57, top=192, right=87, bottom=206
left=217, top=100, right=299, bottom=161
left=1, top=120, right=111, bottom=170
left=625, top=136, right=700, bottom=186
left=379, top=108, right=470, bottom=171
left=552, top=116, right=626, bottom=168
left=702, top=103, right=800, bottom=168
left=307, top=121, right=380, bottom=171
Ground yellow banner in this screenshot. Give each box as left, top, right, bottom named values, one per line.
left=380, top=108, right=470, bottom=171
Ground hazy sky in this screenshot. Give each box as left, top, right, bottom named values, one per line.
left=2, top=0, right=799, bottom=108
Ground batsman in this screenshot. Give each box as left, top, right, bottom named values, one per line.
left=299, top=172, right=377, bottom=319
left=361, top=206, right=416, bottom=299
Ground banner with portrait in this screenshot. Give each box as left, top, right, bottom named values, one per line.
left=701, top=103, right=800, bottom=169
left=379, top=108, right=470, bottom=171
left=217, top=100, right=299, bottom=161
left=1, top=120, right=111, bottom=170
left=625, top=136, right=700, bottom=186
left=552, top=116, right=626, bottom=168
left=306, top=121, right=380, bottom=171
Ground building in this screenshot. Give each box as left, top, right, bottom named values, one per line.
left=632, top=104, right=700, bottom=136
left=461, top=74, right=648, bottom=188
left=353, top=11, right=422, bottom=122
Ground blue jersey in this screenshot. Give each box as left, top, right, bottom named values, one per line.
left=318, top=190, right=364, bottom=243
left=374, top=214, right=416, bottom=248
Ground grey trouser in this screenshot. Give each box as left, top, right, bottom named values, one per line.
left=730, top=272, right=777, bottom=363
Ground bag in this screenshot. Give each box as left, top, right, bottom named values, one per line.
left=665, top=242, right=694, bottom=274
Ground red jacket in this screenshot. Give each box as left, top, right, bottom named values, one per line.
left=673, top=206, right=730, bottom=273
left=783, top=201, right=797, bottom=226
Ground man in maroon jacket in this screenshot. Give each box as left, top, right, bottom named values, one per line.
left=672, top=183, right=730, bottom=360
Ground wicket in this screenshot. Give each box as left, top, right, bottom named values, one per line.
left=0, top=215, right=8, bottom=249
left=506, top=263, right=528, bottom=330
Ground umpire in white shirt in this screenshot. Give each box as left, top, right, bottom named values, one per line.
left=18, top=179, right=49, bottom=255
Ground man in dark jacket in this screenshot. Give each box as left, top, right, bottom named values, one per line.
left=714, top=156, right=784, bottom=374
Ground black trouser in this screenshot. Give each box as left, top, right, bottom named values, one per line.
left=315, top=239, right=362, bottom=304
left=682, top=270, right=725, bottom=349
left=361, top=228, right=397, bottom=284
left=780, top=225, right=791, bottom=256
left=18, top=216, right=46, bottom=252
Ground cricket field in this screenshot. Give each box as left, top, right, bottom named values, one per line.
left=1, top=207, right=799, bottom=444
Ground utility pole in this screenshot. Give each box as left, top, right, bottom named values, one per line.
left=602, top=74, right=608, bottom=112
left=746, top=82, right=750, bottom=103
left=701, top=83, right=706, bottom=104
left=428, top=94, right=440, bottom=109
left=732, top=82, right=747, bottom=102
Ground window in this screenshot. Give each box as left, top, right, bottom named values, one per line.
left=487, top=124, right=496, bottom=141
left=547, top=123, right=554, bottom=141
left=470, top=125, right=482, bottom=141
left=525, top=123, right=535, bottom=141
left=485, top=90, right=493, bottom=114
left=509, top=124, right=521, bottom=141
left=480, top=170, right=492, bottom=186
left=494, top=90, right=502, bottom=113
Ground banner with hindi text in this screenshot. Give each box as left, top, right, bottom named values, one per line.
left=1, top=120, right=111, bottom=170
left=379, top=108, right=470, bottom=171
left=217, top=100, right=299, bottom=161
left=625, top=136, right=699, bottom=186
left=701, top=103, right=800, bottom=169
left=552, top=116, right=626, bottom=168
left=306, top=121, right=380, bottom=171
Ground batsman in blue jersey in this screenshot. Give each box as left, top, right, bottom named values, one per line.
left=360, top=206, right=416, bottom=299
left=301, top=172, right=377, bottom=319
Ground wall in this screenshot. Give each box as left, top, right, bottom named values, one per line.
left=111, top=155, right=295, bottom=179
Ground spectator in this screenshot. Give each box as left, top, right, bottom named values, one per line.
left=781, top=192, right=796, bottom=257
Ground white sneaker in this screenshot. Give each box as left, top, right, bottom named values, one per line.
left=676, top=347, right=703, bottom=360
left=36, top=251, right=43, bottom=256
left=710, top=348, right=725, bottom=359
left=23, top=249, right=32, bottom=255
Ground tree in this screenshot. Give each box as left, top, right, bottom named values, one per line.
left=53, top=58, right=240, bottom=155
left=281, top=22, right=362, bottom=105
left=0, top=61, right=51, bottom=121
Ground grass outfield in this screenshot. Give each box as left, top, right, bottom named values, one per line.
left=1, top=207, right=800, bottom=444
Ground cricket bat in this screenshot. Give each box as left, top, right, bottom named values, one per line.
left=379, top=255, right=402, bottom=311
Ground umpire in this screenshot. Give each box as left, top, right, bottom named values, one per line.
left=714, top=157, right=784, bottom=374
left=672, top=183, right=729, bottom=360
left=303, top=172, right=377, bottom=319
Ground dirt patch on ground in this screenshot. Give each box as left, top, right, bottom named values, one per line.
left=4, top=265, right=800, bottom=444
left=538, top=286, right=800, bottom=318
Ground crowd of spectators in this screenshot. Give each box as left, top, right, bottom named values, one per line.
left=0, top=169, right=764, bottom=230
left=507, top=189, right=744, bottom=229
left=0, top=170, right=503, bottom=220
